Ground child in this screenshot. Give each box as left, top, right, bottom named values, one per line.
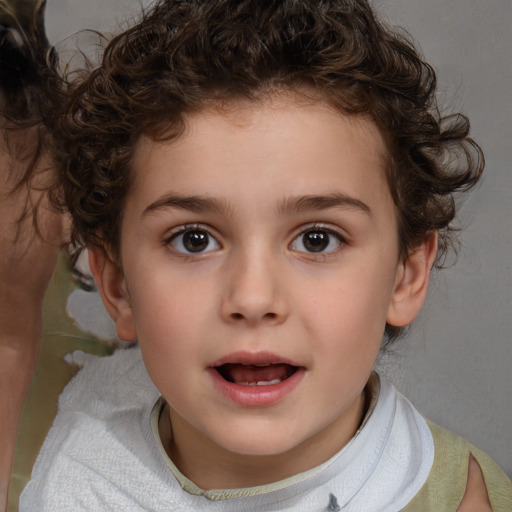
left=0, top=2, right=68, bottom=508
left=19, top=0, right=512, bottom=510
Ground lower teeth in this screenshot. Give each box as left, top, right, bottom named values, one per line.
left=239, top=379, right=281, bottom=386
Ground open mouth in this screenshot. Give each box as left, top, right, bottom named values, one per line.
left=215, top=363, right=298, bottom=386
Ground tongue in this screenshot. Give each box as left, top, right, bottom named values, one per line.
left=219, top=363, right=292, bottom=385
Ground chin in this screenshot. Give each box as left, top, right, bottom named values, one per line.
left=212, top=425, right=307, bottom=458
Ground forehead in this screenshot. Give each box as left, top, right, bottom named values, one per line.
left=128, top=95, right=392, bottom=218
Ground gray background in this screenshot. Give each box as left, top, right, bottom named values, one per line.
left=44, top=0, right=512, bottom=476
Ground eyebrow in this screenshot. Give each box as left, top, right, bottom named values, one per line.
left=142, top=192, right=371, bottom=218
left=276, top=193, right=371, bottom=216
left=142, top=193, right=233, bottom=217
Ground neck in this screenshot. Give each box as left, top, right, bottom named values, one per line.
left=159, top=391, right=367, bottom=490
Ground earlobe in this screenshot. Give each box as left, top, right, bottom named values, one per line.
left=386, top=232, right=438, bottom=327
left=89, top=247, right=137, bottom=341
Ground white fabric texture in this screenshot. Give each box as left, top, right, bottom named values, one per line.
left=20, top=348, right=434, bottom=511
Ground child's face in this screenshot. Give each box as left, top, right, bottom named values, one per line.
left=96, top=95, right=429, bottom=484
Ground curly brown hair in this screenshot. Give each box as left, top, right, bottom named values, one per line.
left=51, top=0, right=483, bottom=340
left=1, top=0, right=63, bottom=235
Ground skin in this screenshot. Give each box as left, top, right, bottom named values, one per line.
left=0, top=128, right=67, bottom=511
left=457, top=456, right=492, bottom=512
left=90, top=95, right=492, bottom=504
left=92, top=95, right=438, bottom=490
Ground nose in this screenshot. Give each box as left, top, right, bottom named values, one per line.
left=220, top=247, right=289, bottom=326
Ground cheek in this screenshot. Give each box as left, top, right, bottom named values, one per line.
left=129, top=263, right=208, bottom=330
left=300, top=261, right=397, bottom=351
left=126, top=267, right=217, bottom=374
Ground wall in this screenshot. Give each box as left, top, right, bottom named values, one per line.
left=373, top=0, right=512, bottom=477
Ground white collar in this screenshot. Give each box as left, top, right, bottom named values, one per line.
left=151, top=373, right=434, bottom=511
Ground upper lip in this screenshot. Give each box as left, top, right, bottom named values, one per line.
left=208, top=351, right=301, bottom=368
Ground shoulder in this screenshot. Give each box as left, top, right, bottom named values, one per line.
left=19, top=348, right=170, bottom=510
left=402, top=422, right=512, bottom=512
left=58, top=347, right=156, bottom=409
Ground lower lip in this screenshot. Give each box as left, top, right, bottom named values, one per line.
left=208, top=367, right=305, bottom=407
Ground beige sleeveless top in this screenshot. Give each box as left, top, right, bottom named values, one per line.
left=403, top=422, right=512, bottom=511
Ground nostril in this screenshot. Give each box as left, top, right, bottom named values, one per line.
left=229, top=312, right=278, bottom=321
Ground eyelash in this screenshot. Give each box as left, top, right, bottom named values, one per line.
left=165, top=224, right=221, bottom=255
left=290, top=224, right=346, bottom=256
left=164, top=223, right=347, bottom=256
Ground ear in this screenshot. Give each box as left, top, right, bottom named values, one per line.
left=386, top=231, right=438, bottom=327
left=88, top=246, right=137, bottom=341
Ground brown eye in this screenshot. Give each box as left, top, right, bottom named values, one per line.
left=303, top=231, right=329, bottom=252
left=291, top=228, right=343, bottom=254
left=169, top=228, right=220, bottom=254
